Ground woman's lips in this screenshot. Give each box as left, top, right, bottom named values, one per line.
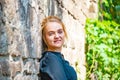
left=54, top=40, right=61, bottom=43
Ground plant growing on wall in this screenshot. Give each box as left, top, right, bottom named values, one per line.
left=85, top=0, right=120, bottom=79
left=85, top=19, right=120, bottom=79
left=99, top=0, right=120, bottom=23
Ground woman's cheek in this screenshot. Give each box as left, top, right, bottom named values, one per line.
left=47, top=36, right=54, bottom=42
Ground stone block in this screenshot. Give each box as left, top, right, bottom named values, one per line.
left=0, top=60, right=10, bottom=76
left=9, top=61, right=21, bottom=77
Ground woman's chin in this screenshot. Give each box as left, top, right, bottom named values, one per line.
left=52, top=44, right=62, bottom=49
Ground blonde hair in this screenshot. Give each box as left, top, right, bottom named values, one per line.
left=41, top=16, right=67, bottom=50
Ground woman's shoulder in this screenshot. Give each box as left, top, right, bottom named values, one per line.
left=40, top=51, right=63, bottom=70
left=40, top=51, right=60, bottom=63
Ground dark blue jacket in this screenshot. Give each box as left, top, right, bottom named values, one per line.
left=39, top=51, right=77, bottom=80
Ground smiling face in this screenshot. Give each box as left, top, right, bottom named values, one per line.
left=43, top=22, right=65, bottom=51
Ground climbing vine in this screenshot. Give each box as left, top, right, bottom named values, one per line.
left=85, top=19, right=120, bottom=79
left=85, top=0, right=120, bottom=79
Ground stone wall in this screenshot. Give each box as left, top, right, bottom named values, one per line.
left=0, top=0, right=98, bottom=80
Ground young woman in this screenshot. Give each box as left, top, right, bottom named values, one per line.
left=39, top=16, right=77, bottom=80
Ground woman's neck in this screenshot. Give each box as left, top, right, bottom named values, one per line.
left=47, top=48, right=62, bottom=52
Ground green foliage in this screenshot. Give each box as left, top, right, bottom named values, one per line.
left=85, top=19, right=120, bottom=79
left=99, top=0, right=120, bottom=24
left=86, top=0, right=120, bottom=79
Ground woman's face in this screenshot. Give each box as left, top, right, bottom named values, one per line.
left=43, top=22, right=65, bottom=51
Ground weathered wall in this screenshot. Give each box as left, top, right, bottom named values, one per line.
left=0, top=0, right=98, bottom=80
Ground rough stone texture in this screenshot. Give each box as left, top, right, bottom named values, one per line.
left=0, top=0, right=98, bottom=80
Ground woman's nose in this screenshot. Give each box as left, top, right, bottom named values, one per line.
left=54, top=33, right=59, bottom=38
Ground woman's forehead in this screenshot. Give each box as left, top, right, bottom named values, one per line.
left=45, top=22, right=63, bottom=31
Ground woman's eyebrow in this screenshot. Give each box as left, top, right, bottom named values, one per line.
left=58, top=28, right=63, bottom=31
left=47, top=31, right=54, bottom=33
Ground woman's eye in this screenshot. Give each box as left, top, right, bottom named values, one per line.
left=48, top=32, right=54, bottom=36
left=58, top=30, right=63, bottom=34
